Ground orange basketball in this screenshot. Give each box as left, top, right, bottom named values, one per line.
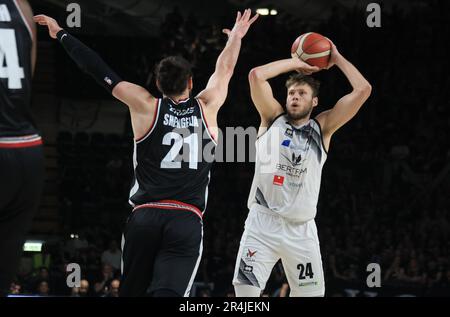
left=291, top=32, right=331, bottom=69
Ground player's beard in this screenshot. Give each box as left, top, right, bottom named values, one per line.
left=286, top=101, right=313, bottom=121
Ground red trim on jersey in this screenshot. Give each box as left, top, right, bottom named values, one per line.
left=0, top=139, right=42, bottom=148
left=135, top=98, right=159, bottom=142
left=168, top=97, right=190, bottom=105
left=196, top=98, right=217, bottom=143
left=133, top=200, right=203, bottom=219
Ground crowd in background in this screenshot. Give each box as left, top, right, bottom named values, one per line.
left=10, top=1, right=449, bottom=296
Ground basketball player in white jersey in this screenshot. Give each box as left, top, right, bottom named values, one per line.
left=232, top=40, right=371, bottom=297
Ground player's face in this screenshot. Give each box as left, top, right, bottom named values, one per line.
left=286, top=83, right=317, bottom=120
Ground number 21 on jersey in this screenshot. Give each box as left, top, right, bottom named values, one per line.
left=161, top=132, right=199, bottom=170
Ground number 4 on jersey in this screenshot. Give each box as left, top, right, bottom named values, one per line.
left=0, top=29, right=25, bottom=89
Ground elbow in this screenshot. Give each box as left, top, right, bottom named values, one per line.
left=248, top=67, right=263, bottom=83
left=355, top=82, right=372, bottom=99
left=364, top=82, right=373, bottom=96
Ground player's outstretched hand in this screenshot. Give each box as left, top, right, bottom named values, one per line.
left=222, top=9, right=259, bottom=39
left=34, top=15, right=63, bottom=39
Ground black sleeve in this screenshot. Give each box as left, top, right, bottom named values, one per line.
left=56, top=30, right=122, bottom=93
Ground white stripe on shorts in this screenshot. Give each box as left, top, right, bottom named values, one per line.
left=183, top=225, right=203, bottom=297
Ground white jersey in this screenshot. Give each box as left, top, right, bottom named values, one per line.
left=247, top=114, right=328, bottom=222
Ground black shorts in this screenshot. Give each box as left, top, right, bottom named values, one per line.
left=0, top=145, right=44, bottom=295
left=120, top=205, right=203, bottom=297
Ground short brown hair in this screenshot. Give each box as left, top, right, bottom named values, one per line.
left=285, top=74, right=320, bottom=97
left=155, top=56, right=192, bottom=96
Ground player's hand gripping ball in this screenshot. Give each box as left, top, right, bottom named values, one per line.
left=291, top=32, right=331, bottom=69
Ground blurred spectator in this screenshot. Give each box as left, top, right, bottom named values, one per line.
left=104, top=279, right=120, bottom=297
left=94, top=264, right=115, bottom=296
left=71, top=279, right=90, bottom=297
left=9, top=281, right=22, bottom=295
left=36, top=280, right=50, bottom=296
left=101, top=240, right=121, bottom=271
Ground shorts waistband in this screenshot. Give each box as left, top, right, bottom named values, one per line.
left=251, top=203, right=310, bottom=225
left=0, top=134, right=42, bottom=148
left=133, top=200, right=203, bottom=219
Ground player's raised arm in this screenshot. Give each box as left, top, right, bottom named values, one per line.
left=248, top=58, right=319, bottom=126
left=196, top=9, right=258, bottom=111
left=315, top=40, right=372, bottom=143
left=33, top=14, right=155, bottom=114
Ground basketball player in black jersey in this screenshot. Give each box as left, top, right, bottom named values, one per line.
left=0, top=0, right=44, bottom=297
left=35, top=9, right=259, bottom=296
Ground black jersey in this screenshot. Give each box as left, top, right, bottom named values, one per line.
left=129, top=97, right=217, bottom=214
left=0, top=0, right=36, bottom=137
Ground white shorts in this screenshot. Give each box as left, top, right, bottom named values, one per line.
left=232, top=205, right=325, bottom=297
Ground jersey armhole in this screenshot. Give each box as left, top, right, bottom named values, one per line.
left=256, top=112, right=286, bottom=141
left=311, top=118, right=329, bottom=155
left=135, top=98, right=160, bottom=144
left=196, top=98, right=218, bottom=146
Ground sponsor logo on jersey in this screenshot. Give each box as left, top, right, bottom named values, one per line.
left=243, top=265, right=253, bottom=273
left=284, top=128, right=293, bottom=138
left=282, top=138, right=309, bottom=151
left=169, top=106, right=195, bottom=116
left=276, top=164, right=307, bottom=178
left=282, top=152, right=302, bottom=167
left=0, top=5, right=11, bottom=22
left=287, top=182, right=303, bottom=188
left=245, top=249, right=257, bottom=262
left=104, top=77, right=113, bottom=85
left=281, top=139, right=291, bottom=147
left=163, top=114, right=199, bottom=128
left=273, top=175, right=285, bottom=186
